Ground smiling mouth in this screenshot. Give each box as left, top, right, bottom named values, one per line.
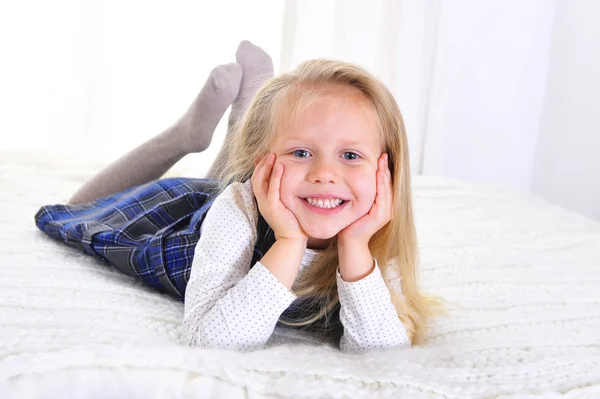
left=302, top=198, right=348, bottom=209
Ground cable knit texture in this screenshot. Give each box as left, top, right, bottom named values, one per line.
left=1, top=151, right=600, bottom=398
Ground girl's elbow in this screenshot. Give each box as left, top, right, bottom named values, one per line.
left=181, top=328, right=265, bottom=352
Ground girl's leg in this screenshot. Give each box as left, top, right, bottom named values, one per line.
left=206, top=41, right=274, bottom=178
left=69, top=63, right=242, bottom=204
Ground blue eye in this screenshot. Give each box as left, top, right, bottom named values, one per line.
left=342, top=152, right=360, bottom=160
left=293, top=149, right=311, bottom=158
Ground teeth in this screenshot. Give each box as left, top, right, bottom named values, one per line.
left=305, top=197, right=344, bottom=209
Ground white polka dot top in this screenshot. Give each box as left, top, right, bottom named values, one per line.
left=182, top=180, right=410, bottom=353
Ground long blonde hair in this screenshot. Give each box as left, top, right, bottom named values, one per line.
left=214, top=59, right=448, bottom=345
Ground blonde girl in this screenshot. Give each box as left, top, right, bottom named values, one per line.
left=35, top=41, right=446, bottom=353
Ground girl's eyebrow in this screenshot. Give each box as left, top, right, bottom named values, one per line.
left=283, top=137, right=372, bottom=149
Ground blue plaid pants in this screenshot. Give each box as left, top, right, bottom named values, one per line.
left=35, top=178, right=222, bottom=300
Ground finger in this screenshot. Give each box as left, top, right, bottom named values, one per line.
left=378, top=159, right=391, bottom=219
left=384, top=153, right=391, bottom=179
left=268, top=162, right=283, bottom=203
left=251, top=155, right=264, bottom=191
left=378, top=168, right=392, bottom=222
left=382, top=153, right=390, bottom=190
left=377, top=157, right=387, bottom=196
left=252, top=153, right=273, bottom=196
left=385, top=174, right=392, bottom=221
left=384, top=154, right=394, bottom=219
left=370, top=169, right=383, bottom=216
left=251, top=153, right=268, bottom=180
left=379, top=155, right=387, bottom=179
left=258, top=153, right=276, bottom=183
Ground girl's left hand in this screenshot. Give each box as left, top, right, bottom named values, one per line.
left=338, top=153, right=394, bottom=246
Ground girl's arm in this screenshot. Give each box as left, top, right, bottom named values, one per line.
left=334, top=154, right=409, bottom=353
left=336, top=250, right=411, bottom=353
left=182, top=181, right=301, bottom=351
left=259, top=237, right=306, bottom=289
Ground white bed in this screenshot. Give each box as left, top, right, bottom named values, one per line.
left=1, top=150, right=599, bottom=398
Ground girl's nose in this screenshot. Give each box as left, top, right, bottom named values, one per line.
left=306, top=158, right=339, bottom=184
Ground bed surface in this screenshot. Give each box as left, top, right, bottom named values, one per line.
left=1, top=151, right=599, bottom=398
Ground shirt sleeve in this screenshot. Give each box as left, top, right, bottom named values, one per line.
left=337, top=259, right=411, bottom=353
left=181, top=182, right=296, bottom=351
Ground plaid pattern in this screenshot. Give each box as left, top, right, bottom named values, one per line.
left=35, top=178, right=220, bottom=301
left=34, top=177, right=342, bottom=338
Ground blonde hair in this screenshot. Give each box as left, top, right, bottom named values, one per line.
left=214, top=59, right=448, bottom=345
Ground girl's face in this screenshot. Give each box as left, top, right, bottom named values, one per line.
left=269, top=89, right=383, bottom=249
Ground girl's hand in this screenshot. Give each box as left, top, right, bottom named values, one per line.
left=338, top=153, right=394, bottom=247
left=251, top=153, right=308, bottom=242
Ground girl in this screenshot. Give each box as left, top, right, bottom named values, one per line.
left=35, top=41, right=446, bottom=353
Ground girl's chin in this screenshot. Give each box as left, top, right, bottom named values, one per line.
left=307, top=232, right=336, bottom=240
left=302, top=226, right=342, bottom=241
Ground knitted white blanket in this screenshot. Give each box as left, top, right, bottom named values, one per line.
left=1, top=152, right=599, bottom=399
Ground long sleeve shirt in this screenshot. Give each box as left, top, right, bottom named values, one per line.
left=181, top=180, right=410, bottom=353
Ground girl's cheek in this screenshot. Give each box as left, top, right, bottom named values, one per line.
left=354, top=170, right=377, bottom=198
left=350, top=174, right=377, bottom=215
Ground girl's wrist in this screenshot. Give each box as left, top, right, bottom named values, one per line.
left=338, top=241, right=374, bottom=282
left=275, top=235, right=308, bottom=248
left=338, top=237, right=369, bottom=252
left=261, top=236, right=306, bottom=289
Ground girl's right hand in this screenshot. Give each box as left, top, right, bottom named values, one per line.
left=251, top=153, right=308, bottom=243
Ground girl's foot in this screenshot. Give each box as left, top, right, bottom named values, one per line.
left=172, top=62, right=242, bottom=153
left=228, top=41, right=275, bottom=129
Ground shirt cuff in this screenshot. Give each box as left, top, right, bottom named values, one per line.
left=336, top=259, right=392, bottom=305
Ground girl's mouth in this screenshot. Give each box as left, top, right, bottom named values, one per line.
left=304, top=197, right=347, bottom=209
left=302, top=198, right=348, bottom=214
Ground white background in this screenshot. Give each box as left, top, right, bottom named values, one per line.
left=1, top=0, right=598, bottom=221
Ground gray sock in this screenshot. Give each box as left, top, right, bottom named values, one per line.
left=69, top=63, right=242, bottom=204
left=206, top=41, right=274, bottom=179
left=228, top=40, right=275, bottom=128
left=173, top=62, right=243, bottom=152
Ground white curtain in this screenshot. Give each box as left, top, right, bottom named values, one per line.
left=2, top=0, right=599, bottom=221
left=531, top=0, right=600, bottom=223
left=281, top=0, right=554, bottom=188
left=282, top=0, right=600, bottom=222
left=1, top=0, right=284, bottom=175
